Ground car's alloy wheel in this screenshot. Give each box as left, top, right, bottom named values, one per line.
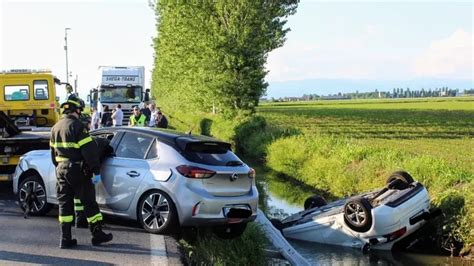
left=343, top=197, right=373, bottom=232
left=138, top=190, right=177, bottom=234
left=18, top=175, right=51, bottom=216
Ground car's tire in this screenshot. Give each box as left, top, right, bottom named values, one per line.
left=304, top=195, right=327, bottom=210
left=213, top=223, right=247, bottom=239
left=18, top=174, right=52, bottom=216
left=343, top=197, right=373, bottom=233
left=386, top=171, right=414, bottom=187
left=137, top=189, right=178, bottom=234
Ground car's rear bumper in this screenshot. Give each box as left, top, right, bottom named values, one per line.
left=175, top=185, right=259, bottom=227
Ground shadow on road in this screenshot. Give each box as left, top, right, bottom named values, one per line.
left=0, top=250, right=114, bottom=265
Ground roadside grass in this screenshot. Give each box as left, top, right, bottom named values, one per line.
left=259, top=97, right=474, bottom=255
left=179, top=223, right=267, bottom=265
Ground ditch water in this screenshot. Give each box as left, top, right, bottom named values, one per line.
left=255, top=165, right=465, bottom=265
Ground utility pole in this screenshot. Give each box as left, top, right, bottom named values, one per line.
left=64, top=28, right=71, bottom=84
left=74, top=74, right=78, bottom=94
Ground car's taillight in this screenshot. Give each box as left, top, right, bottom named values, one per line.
left=176, top=165, right=216, bottom=179
left=384, top=227, right=407, bottom=242
left=248, top=168, right=256, bottom=179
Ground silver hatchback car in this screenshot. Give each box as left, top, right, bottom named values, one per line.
left=13, top=127, right=258, bottom=238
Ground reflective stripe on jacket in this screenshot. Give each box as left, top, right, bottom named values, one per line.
left=50, top=114, right=101, bottom=174
left=130, top=114, right=147, bottom=127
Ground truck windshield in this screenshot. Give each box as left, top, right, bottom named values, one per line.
left=99, top=86, right=142, bottom=103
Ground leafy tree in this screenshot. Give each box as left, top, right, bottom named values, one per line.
left=151, top=0, right=299, bottom=117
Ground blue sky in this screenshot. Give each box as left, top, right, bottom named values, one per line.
left=1, top=0, right=472, bottom=99
left=266, top=1, right=473, bottom=82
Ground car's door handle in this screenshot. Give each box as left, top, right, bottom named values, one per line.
left=126, top=171, right=140, bottom=177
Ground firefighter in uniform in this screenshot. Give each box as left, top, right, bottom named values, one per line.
left=50, top=94, right=113, bottom=248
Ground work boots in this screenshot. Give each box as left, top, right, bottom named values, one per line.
left=75, top=211, right=88, bottom=228
left=90, top=222, right=113, bottom=246
left=59, top=223, right=77, bottom=249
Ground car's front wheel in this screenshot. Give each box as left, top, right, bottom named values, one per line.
left=137, top=190, right=178, bottom=234
left=18, top=174, right=52, bottom=216
left=213, top=223, right=247, bottom=239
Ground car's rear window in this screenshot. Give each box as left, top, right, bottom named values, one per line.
left=182, top=142, right=243, bottom=166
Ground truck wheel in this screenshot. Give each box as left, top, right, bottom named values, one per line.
left=304, top=195, right=327, bottom=210
left=386, top=171, right=414, bottom=186
left=343, top=197, right=373, bottom=232
left=213, top=223, right=247, bottom=239
left=18, top=174, right=52, bottom=216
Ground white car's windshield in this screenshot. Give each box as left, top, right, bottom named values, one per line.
left=99, top=86, right=142, bottom=103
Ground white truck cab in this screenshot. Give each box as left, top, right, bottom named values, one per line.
left=90, top=66, right=149, bottom=125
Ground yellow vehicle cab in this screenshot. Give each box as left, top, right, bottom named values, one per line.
left=0, top=69, right=60, bottom=127
left=0, top=69, right=60, bottom=181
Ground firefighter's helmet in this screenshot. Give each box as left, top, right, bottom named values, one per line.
left=60, top=94, right=85, bottom=114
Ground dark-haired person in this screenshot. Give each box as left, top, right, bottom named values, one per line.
left=100, top=105, right=112, bottom=127
left=156, top=111, right=168, bottom=128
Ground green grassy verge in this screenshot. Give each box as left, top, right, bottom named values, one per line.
left=179, top=224, right=267, bottom=265
left=259, top=97, right=474, bottom=255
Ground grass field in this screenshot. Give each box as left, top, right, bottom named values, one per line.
left=258, top=97, right=474, bottom=254
left=259, top=97, right=474, bottom=170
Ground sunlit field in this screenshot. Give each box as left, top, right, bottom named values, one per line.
left=259, top=97, right=474, bottom=170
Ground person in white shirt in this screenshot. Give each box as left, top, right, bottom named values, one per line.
left=148, top=103, right=158, bottom=127
left=112, top=104, right=124, bottom=127
left=91, top=107, right=100, bottom=130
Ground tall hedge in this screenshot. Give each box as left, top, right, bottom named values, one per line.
left=151, top=0, right=298, bottom=117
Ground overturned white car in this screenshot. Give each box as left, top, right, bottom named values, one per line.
left=271, top=171, right=441, bottom=251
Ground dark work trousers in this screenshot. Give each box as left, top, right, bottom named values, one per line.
left=56, top=161, right=101, bottom=224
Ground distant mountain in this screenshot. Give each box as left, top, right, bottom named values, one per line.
left=265, top=78, right=474, bottom=98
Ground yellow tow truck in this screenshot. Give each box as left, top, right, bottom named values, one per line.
left=0, top=69, right=62, bottom=181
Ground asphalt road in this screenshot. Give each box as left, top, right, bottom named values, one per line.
left=0, top=181, right=183, bottom=265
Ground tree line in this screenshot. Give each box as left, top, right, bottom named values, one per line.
left=265, top=87, right=473, bottom=102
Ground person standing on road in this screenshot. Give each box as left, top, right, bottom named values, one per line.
left=129, top=106, right=147, bottom=127
left=148, top=103, right=158, bottom=127
left=50, top=94, right=113, bottom=249
left=91, top=107, right=100, bottom=130
left=100, top=105, right=112, bottom=128
left=156, top=111, right=168, bottom=128
left=140, top=102, right=151, bottom=122
left=111, top=104, right=123, bottom=127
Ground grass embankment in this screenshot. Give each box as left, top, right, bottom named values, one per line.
left=179, top=224, right=267, bottom=265
left=166, top=97, right=473, bottom=260
left=259, top=97, right=474, bottom=255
